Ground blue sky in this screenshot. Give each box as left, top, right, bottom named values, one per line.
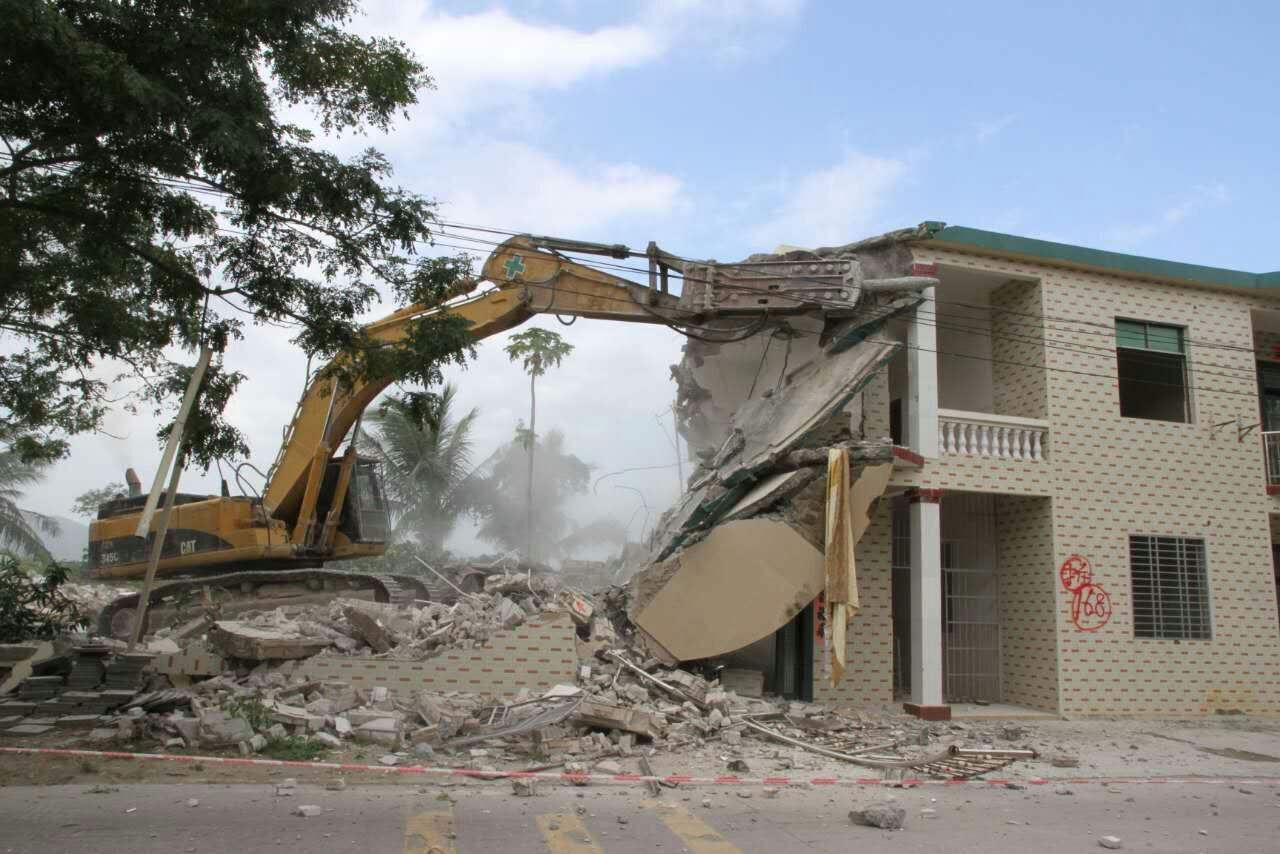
left=25, top=1, right=1280, bottom=551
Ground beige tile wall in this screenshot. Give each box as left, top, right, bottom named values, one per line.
left=811, top=500, right=895, bottom=709
left=995, top=495, right=1059, bottom=711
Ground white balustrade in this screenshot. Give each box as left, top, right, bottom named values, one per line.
left=938, top=409, right=1048, bottom=461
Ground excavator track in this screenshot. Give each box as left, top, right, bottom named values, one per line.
left=97, top=569, right=433, bottom=640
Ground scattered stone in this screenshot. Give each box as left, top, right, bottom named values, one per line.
left=763, top=787, right=780, bottom=799
left=1054, top=785, right=1074, bottom=796
left=512, top=779, right=537, bottom=797
left=727, top=759, right=750, bottom=773
left=737, top=791, right=752, bottom=799
left=326, top=778, right=347, bottom=791
left=294, top=805, right=323, bottom=818
left=186, top=798, right=200, bottom=807
left=702, top=798, right=712, bottom=808
left=379, top=754, right=400, bottom=767
left=850, top=803, right=906, bottom=830
left=413, top=742, right=435, bottom=759
left=565, top=762, right=589, bottom=786
left=921, top=808, right=937, bottom=819
left=1098, top=836, right=1123, bottom=850
left=595, top=760, right=622, bottom=775
left=314, top=732, right=341, bottom=748
left=1051, top=755, right=1080, bottom=768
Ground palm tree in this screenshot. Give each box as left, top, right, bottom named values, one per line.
left=474, top=427, right=591, bottom=561
left=0, top=451, right=59, bottom=560
left=504, top=328, right=574, bottom=562
left=357, top=385, right=482, bottom=556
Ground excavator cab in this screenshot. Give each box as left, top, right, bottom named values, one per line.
left=313, top=457, right=389, bottom=548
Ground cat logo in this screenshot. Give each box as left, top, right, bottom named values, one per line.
left=179, top=538, right=198, bottom=556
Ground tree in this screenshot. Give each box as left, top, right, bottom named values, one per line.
left=0, top=1, right=475, bottom=467
left=0, top=556, right=88, bottom=643
left=474, top=427, right=591, bottom=562
left=70, top=481, right=125, bottom=519
left=503, top=329, right=574, bottom=561
left=358, top=385, right=483, bottom=555
left=0, top=447, right=59, bottom=559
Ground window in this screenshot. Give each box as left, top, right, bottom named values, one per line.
left=1129, top=536, right=1210, bottom=639
left=1115, top=320, right=1189, bottom=422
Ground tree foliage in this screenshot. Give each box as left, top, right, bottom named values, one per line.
left=0, top=1, right=475, bottom=466
left=504, top=329, right=575, bottom=381
left=0, top=556, right=87, bottom=643
left=0, top=446, right=59, bottom=559
left=70, top=481, right=124, bottom=519
left=358, top=385, right=485, bottom=555
left=474, top=427, right=592, bottom=560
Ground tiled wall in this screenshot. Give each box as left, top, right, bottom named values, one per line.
left=299, top=613, right=579, bottom=700
left=991, top=279, right=1049, bottom=420
left=914, top=245, right=1280, bottom=716
left=995, top=495, right=1058, bottom=711
left=811, top=499, right=894, bottom=710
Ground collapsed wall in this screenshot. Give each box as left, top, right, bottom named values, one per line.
left=626, top=227, right=933, bottom=664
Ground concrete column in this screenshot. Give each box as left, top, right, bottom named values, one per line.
left=906, top=286, right=939, bottom=457
left=908, top=488, right=945, bottom=714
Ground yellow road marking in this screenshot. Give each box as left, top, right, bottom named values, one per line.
left=653, top=804, right=742, bottom=854
left=536, top=813, right=604, bottom=853
left=403, top=805, right=456, bottom=854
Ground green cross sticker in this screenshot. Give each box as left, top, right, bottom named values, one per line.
left=503, top=254, right=526, bottom=280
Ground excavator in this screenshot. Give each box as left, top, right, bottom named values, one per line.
left=87, top=234, right=870, bottom=637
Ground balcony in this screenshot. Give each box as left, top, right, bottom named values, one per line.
left=1264, top=432, right=1280, bottom=488
left=939, top=409, right=1048, bottom=462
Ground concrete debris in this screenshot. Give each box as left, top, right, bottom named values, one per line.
left=850, top=802, right=907, bottom=830
left=1098, top=836, right=1123, bottom=849
left=511, top=778, right=537, bottom=797
left=209, top=621, right=328, bottom=661
left=293, top=805, right=323, bottom=818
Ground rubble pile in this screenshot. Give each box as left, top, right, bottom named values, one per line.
left=206, top=572, right=563, bottom=661
left=1, top=567, right=1035, bottom=782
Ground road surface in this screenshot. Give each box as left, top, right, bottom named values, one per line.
left=1, top=778, right=1278, bottom=853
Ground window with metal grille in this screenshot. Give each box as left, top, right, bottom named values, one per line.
left=1129, top=536, right=1211, bottom=639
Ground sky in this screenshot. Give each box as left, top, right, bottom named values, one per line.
left=19, top=0, right=1280, bottom=552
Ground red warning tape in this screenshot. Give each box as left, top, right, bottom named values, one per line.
left=3, top=746, right=1280, bottom=789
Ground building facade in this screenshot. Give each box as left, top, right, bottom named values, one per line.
left=809, top=224, right=1280, bottom=717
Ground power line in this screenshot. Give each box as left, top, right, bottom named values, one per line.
left=9, top=157, right=1275, bottom=401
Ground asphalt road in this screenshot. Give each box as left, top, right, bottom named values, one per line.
left=2, top=779, right=1280, bottom=853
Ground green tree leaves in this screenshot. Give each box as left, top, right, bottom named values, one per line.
left=0, top=1, right=472, bottom=465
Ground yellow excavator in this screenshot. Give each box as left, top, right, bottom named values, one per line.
left=87, top=234, right=866, bottom=637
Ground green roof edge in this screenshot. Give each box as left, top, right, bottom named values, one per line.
left=918, top=221, right=1280, bottom=292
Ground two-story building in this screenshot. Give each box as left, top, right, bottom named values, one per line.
left=682, top=223, right=1280, bottom=718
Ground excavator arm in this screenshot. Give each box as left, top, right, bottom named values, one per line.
left=263, top=235, right=683, bottom=543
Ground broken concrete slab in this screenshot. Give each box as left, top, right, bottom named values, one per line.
left=197, top=712, right=254, bottom=748
left=634, top=518, right=825, bottom=661
left=209, top=621, right=328, bottom=661
left=573, top=699, right=665, bottom=739
left=342, top=603, right=401, bottom=654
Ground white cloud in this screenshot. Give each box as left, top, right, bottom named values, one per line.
left=425, top=140, right=685, bottom=237
left=749, top=152, right=908, bottom=248
left=348, top=0, right=802, bottom=133
left=1106, top=182, right=1230, bottom=246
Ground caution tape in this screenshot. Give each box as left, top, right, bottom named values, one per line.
left=2, top=746, right=1280, bottom=789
